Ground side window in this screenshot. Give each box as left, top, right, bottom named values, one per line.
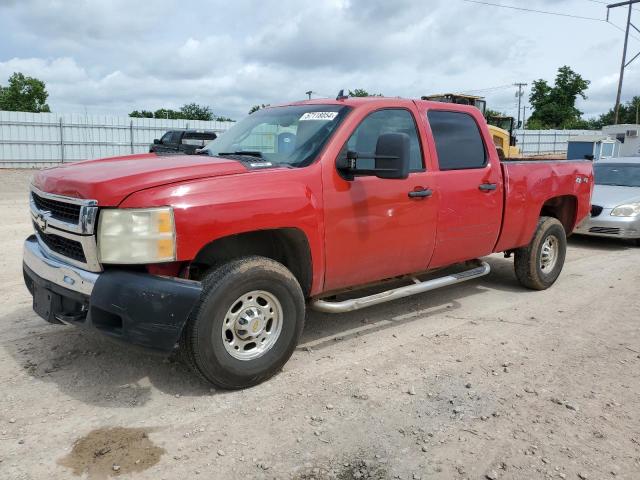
left=346, top=109, right=424, bottom=171
left=169, top=131, right=183, bottom=144
left=427, top=111, right=486, bottom=170
left=160, top=132, right=173, bottom=144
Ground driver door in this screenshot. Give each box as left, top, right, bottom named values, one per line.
left=321, top=106, right=438, bottom=292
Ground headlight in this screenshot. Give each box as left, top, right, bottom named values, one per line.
left=611, top=202, right=640, bottom=217
left=98, top=207, right=176, bottom=264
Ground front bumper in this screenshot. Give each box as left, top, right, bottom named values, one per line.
left=23, top=235, right=202, bottom=353
left=575, top=208, right=640, bottom=240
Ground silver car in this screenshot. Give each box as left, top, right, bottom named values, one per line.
left=575, top=157, right=640, bottom=245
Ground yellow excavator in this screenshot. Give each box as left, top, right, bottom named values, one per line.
left=422, top=93, right=521, bottom=158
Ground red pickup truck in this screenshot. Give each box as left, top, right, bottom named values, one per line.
left=23, top=97, right=593, bottom=388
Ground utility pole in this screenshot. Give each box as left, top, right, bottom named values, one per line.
left=523, top=106, right=528, bottom=130
left=305, top=90, right=313, bottom=100
left=514, top=83, right=528, bottom=128
left=608, top=0, right=640, bottom=124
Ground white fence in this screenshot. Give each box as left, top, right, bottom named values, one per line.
left=515, top=129, right=599, bottom=155
left=0, top=112, right=604, bottom=167
left=0, top=111, right=235, bottom=168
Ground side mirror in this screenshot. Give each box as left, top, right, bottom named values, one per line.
left=373, top=132, right=410, bottom=179
left=337, top=132, right=411, bottom=180
left=153, top=139, right=160, bottom=144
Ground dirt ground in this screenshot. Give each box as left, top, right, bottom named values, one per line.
left=1, top=169, right=639, bottom=480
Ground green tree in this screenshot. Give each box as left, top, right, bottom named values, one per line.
left=249, top=104, right=270, bottom=114
left=130, top=103, right=234, bottom=121
left=527, top=66, right=590, bottom=129
left=129, top=110, right=154, bottom=118
left=153, top=108, right=181, bottom=119
left=594, top=96, right=640, bottom=127
left=0, top=72, right=51, bottom=112
left=179, top=102, right=213, bottom=121
left=348, top=88, right=383, bottom=97
left=484, top=108, right=505, bottom=119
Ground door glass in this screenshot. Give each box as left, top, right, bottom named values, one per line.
left=168, top=131, right=182, bottom=144
left=346, top=109, right=424, bottom=171
left=427, top=111, right=487, bottom=170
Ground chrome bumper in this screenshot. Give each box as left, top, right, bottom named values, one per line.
left=23, top=235, right=99, bottom=296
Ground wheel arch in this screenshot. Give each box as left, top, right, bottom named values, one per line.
left=540, top=195, right=578, bottom=235
left=191, top=228, right=313, bottom=297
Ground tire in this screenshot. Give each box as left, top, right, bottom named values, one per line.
left=181, top=256, right=305, bottom=389
left=514, top=216, right=567, bottom=290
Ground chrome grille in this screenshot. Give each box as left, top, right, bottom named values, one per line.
left=29, top=186, right=101, bottom=272
left=31, top=191, right=82, bottom=223
left=33, top=221, right=86, bottom=263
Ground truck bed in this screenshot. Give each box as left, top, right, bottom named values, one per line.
left=494, top=159, right=593, bottom=252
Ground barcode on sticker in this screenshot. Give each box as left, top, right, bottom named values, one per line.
left=300, top=112, right=338, bottom=121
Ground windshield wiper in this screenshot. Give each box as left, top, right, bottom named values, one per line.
left=217, top=151, right=263, bottom=158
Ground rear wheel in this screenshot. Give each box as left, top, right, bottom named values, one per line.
left=181, top=256, right=305, bottom=389
left=514, top=216, right=567, bottom=290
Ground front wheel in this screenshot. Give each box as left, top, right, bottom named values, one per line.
left=514, top=216, right=567, bottom=290
left=181, top=256, right=305, bottom=389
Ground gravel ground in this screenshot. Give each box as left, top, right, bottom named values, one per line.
left=1, top=169, right=639, bottom=480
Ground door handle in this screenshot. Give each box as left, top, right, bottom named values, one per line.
left=479, top=183, right=497, bottom=192
left=408, top=188, right=433, bottom=198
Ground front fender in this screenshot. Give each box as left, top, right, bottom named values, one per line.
left=118, top=165, right=326, bottom=294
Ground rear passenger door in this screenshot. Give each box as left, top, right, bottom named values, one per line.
left=421, top=108, right=504, bottom=268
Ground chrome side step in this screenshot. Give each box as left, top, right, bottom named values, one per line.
left=311, top=261, right=491, bottom=313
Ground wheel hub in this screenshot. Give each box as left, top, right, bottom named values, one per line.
left=220, top=290, right=283, bottom=361
left=540, top=235, right=559, bottom=272
left=237, top=307, right=265, bottom=338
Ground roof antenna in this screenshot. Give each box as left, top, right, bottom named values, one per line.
left=336, top=89, right=348, bottom=101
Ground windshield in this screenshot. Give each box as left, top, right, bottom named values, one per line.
left=594, top=163, right=640, bottom=187
left=204, top=104, right=351, bottom=167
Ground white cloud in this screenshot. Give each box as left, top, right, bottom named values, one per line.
left=0, top=0, right=637, bottom=119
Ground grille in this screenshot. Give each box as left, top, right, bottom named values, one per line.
left=591, top=205, right=603, bottom=218
left=33, top=222, right=86, bottom=262
left=589, top=226, right=620, bottom=235
left=31, top=191, right=81, bottom=224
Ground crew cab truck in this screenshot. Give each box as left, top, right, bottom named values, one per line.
left=23, top=97, right=593, bottom=389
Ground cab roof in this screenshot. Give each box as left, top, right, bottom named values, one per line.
left=267, top=96, right=482, bottom=114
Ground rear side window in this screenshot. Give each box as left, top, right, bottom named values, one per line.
left=427, top=111, right=486, bottom=170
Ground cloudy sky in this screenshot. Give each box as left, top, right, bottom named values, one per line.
left=0, top=0, right=638, bottom=120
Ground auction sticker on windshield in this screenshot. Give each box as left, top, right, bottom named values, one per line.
left=300, top=112, right=338, bottom=121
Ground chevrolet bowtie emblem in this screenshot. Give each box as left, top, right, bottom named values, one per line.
left=36, top=212, right=49, bottom=232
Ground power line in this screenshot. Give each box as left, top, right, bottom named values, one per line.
left=462, top=84, right=514, bottom=94
left=461, top=0, right=608, bottom=21
left=607, top=19, right=640, bottom=41
left=462, top=0, right=640, bottom=41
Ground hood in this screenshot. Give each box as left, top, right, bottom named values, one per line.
left=32, top=153, right=249, bottom=206
left=592, top=184, right=640, bottom=208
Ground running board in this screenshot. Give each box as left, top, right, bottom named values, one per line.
left=311, top=261, right=491, bottom=314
